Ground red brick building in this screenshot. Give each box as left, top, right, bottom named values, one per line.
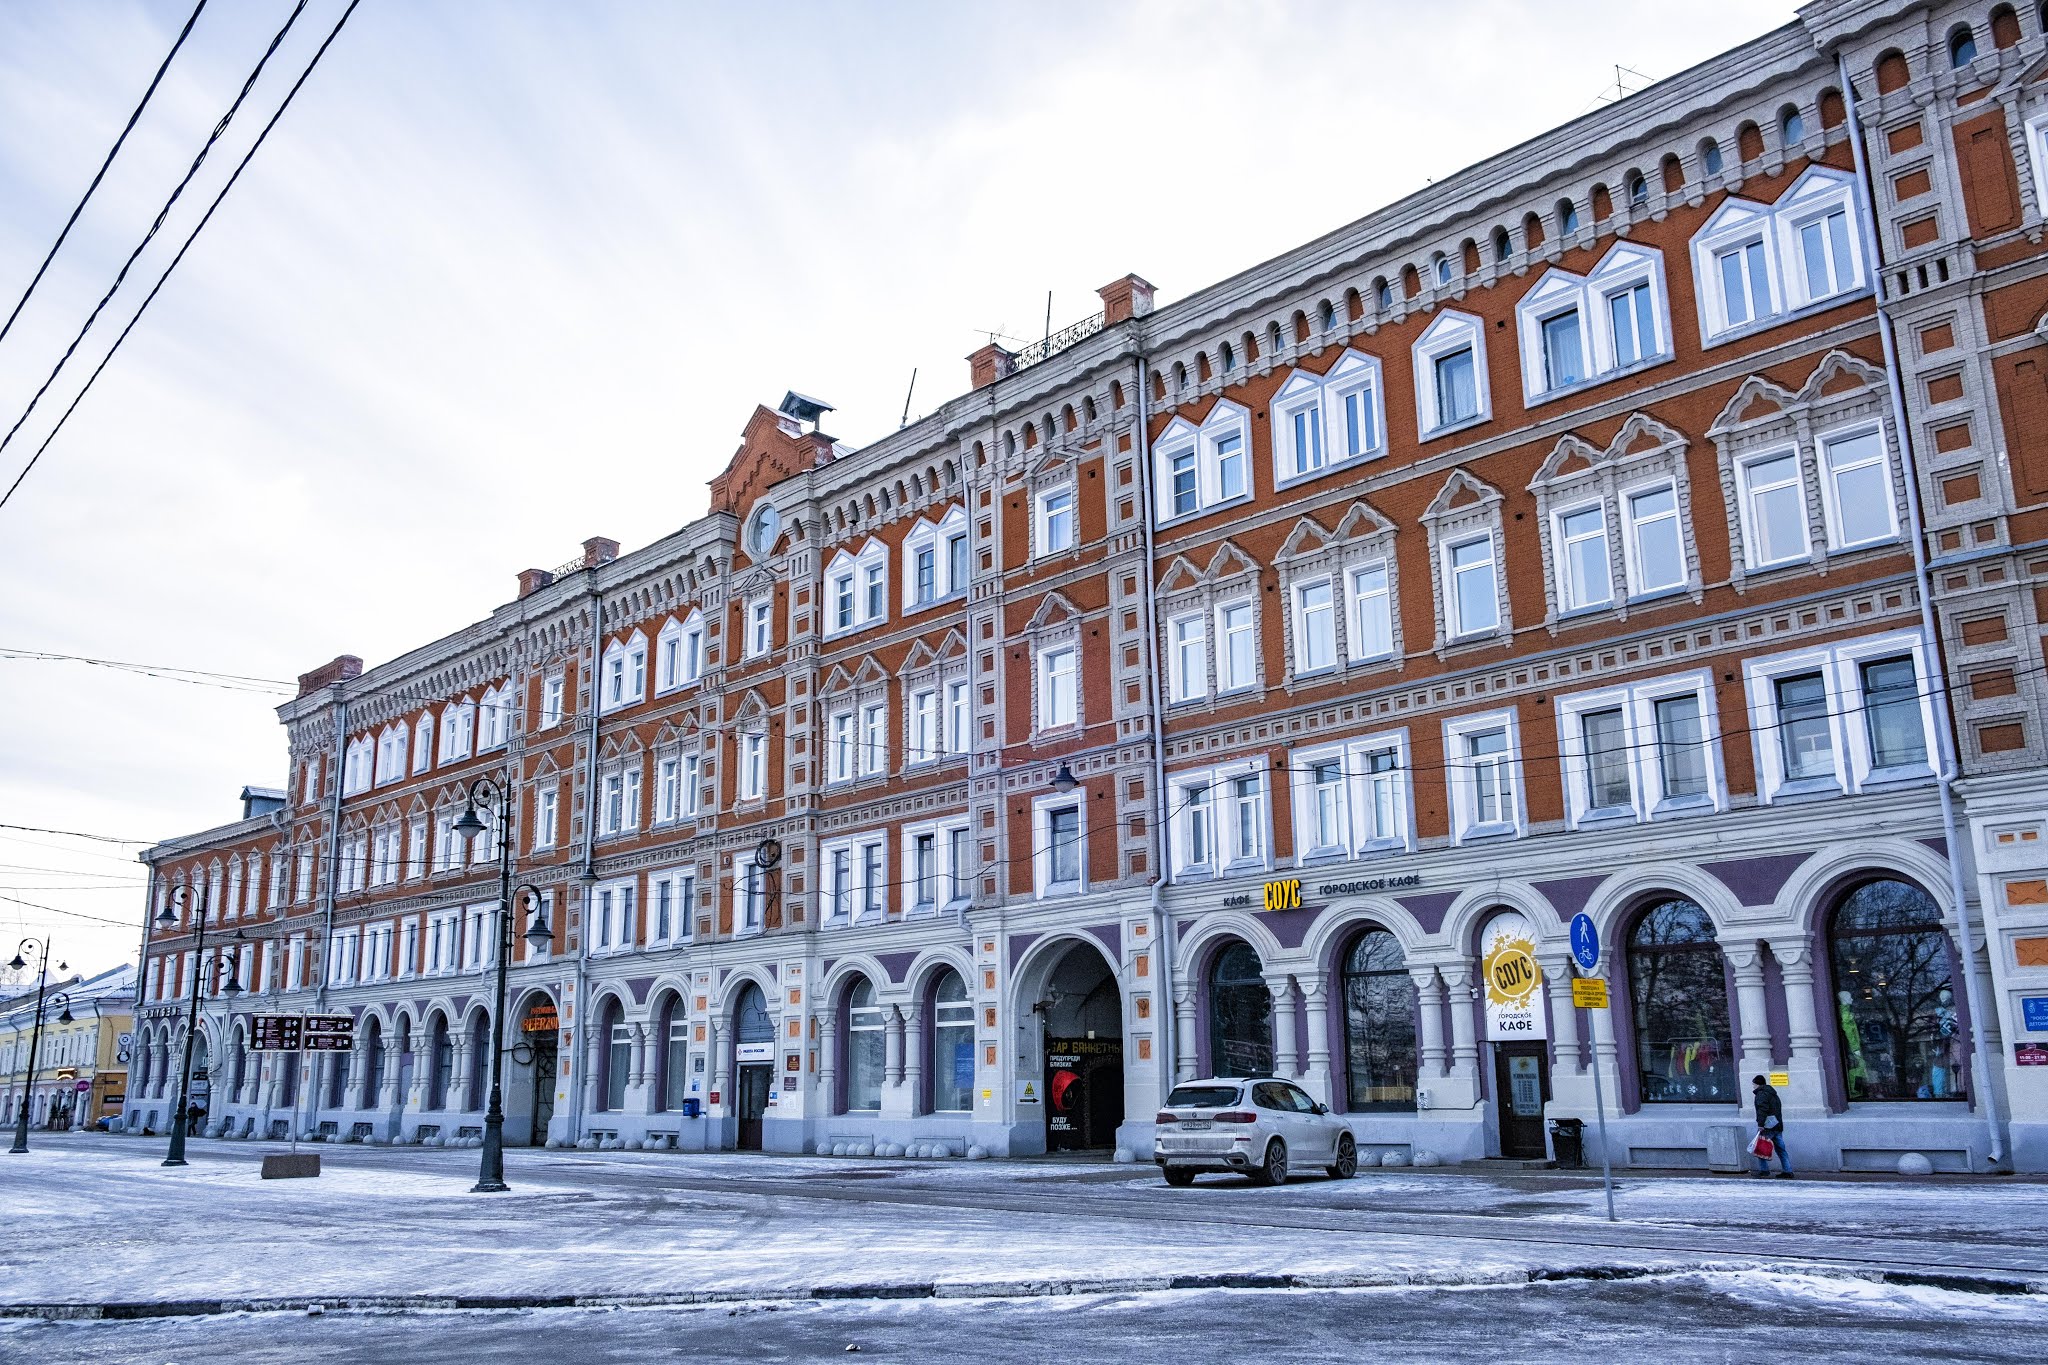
left=137, top=0, right=2048, bottom=1172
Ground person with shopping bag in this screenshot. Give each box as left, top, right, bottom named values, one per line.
left=1750, top=1074, right=1793, bottom=1178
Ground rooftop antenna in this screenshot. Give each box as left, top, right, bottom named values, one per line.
left=1044, top=291, right=1053, bottom=352
left=898, top=367, right=917, bottom=429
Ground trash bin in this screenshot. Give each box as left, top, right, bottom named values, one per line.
left=1549, top=1117, right=1585, bottom=1169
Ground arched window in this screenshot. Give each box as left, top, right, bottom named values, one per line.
left=363, top=1018, right=384, bottom=1103
left=328, top=1043, right=351, bottom=1110
left=1207, top=942, right=1272, bottom=1077
left=931, top=969, right=973, bottom=1112
left=1625, top=170, right=1648, bottom=206
left=846, top=978, right=884, bottom=1110
left=1991, top=5, right=2020, bottom=50
left=428, top=1015, right=452, bottom=1109
left=1626, top=899, right=1736, bottom=1104
left=1319, top=299, right=1337, bottom=331
left=1373, top=278, right=1393, bottom=310
left=1432, top=253, right=1451, bottom=285
left=1340, top=928, right=1417, bottom=1111
left=1781, top=104, right=1805, bottom=145
left=602, top=999, right=629, bottom=1111
left=467, top=1012, right=488, bottom=1110
left=1557, top=199, right=1579, bottom=235
left=660, top=995, right=688, bottom=1112
left=1949, top=23, right=1978, bottom=67
left=1829, top=879, right=1964, bottom=1101
left=1219, top=341, right=1236, bottom=373
left=1491, top=227, right=1512, bottom=262
left=1700, top=139, right=1724, bottom=175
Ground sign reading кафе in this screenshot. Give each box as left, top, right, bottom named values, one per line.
left=1225, top=872, right=1424, bottom=909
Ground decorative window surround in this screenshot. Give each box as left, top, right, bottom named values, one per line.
left=1412, top=310, right=1492, bottom=439
left=600, top=633, right=648, bottom=713
left=1421, top=469, right=1512, bottom=654
left=1272, top=501, right=1404, bottom=686
left=900, top=816, right=972, bottom=916
left=539, top=673, right=565, bottom=730
left=1272, top=349, right=1386, bottom=488
left=374, top=724, right=407, bottom=785
left=1706, top=349, right=1904, bottom=589
left=1554, top=669, right=1725, bottom=830
left=656, top=611, right=706, bottom=693
left=590, top=877, right=638, bottom=957
left=823, top=539, right=890, bottom=638
left=1743, top=627, right=1937, bottom=804
left=1689, top=165, right=1867, bottom=346
left=821, top=656, right=892, bottom=784
left=1155, top=541, right=1263, bottom=708
left=1024, top=592, right=1084, bottom=736
left=1167, top=757, right=1271, bottom=879
left=1528, top=411, right=1703, bottom=631
left=648, top=871, right=695, bottom=946
left=1443, top=708, right=1525, bottom=844
left=1515, top=242, right=1673, bottom=405
left=820, top=830, right=889, bottom=926
left=1152, top=398, right=1252, bottom=525
left=898, top=630, right=969, bottom=767
left=411, top=714, right=435, bottom=772
left=733, top=691, right=772, bottom=804
left=478, top=682, right=513, bottom=751
left=1289, top=729, right=1414, bottom=864
left=743, top=592, right=776, bottom=659
left=903, top=505, right=970, bottom=609
left=595, top=748, right=644, bottom=839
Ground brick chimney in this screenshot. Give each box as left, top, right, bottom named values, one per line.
left=1097, top=274, right=1155, bottom=326
left=968, top=342, right=1016, bottom=390
left=582, top=537, right=620, bottom=569
left=517, top=568, right=555, bottom=598
left=295, top=655, right=363, bottom=699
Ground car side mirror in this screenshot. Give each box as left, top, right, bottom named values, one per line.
left=1312, top=1103, right=1329, bottom=1116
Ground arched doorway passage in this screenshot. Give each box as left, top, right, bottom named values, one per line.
left=504, top=994, right=558, bottom=1146
left=733, top=982, right=775, bottom=1150
left=1022, top=940, right=1124, bottom=1152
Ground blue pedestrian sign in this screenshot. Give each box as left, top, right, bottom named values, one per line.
left=1570, top=913, right=1601, bottom=973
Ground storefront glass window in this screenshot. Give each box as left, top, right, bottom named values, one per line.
left=846, top=978, right=885, bottom=1111
left=931, top=969, right=974, bottom=1113
left=1830, top=879, right=1963, bottom=1101
left=1627, top=898, right=1736, bottom=1103
left=1340, top=928, right=1418, bottom=1111
left=1207, top=941, right=1273, bottom=1077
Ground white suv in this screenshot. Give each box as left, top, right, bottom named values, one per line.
left=1153, top=1077, right=1358, bottom=1186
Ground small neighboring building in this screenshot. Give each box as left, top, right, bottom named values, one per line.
left=0, top=964, right=136, bottom=1131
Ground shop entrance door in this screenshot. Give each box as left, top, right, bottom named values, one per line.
left=736, top=1065, right=771, bottom=1151
left=1044, top=1037, right=1124, bottom=1151
left=1494, top=1043, right=1549, bottom=1159
left=527, top=1032, right=557, bottom=1147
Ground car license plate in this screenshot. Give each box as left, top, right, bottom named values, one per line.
left=1177, top=1121, right=1211, bottom=1132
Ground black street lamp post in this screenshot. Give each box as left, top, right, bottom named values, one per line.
left=158, top=888, right=243, bottom=1168
left=7, top=939, right=70, bottom=1155
left=452, top=775, right=554, bottom=1193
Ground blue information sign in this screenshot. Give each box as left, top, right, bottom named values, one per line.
left=2022, top=996, right=2048, bottom=1033
left=1570, top=913, right=1601, bottom=973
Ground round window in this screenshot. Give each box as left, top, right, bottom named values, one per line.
left=745, top=503, right=781, bottom=558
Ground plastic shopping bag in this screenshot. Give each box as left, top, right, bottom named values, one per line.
left=1748, top=1133, right=1776, bottom=1159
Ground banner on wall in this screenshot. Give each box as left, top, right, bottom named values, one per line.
left=1481, top=911, right=1547, bottom=1041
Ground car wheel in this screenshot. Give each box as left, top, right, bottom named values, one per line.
left=1162, top=1167, right=1196, bottom=1187
left=1328, top=1133, right=1357, bottom=1179
left=1253, top=1138, right=1288, bottom=1186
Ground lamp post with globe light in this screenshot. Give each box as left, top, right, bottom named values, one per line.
left=158, top=887, right=244, bottom=1167
left=7, top=939, right=71, bottom=1154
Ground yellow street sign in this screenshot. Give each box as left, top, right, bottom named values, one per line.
left=1768, top=1071, right=1790, bottom=1088
left=1571, top=977, right=1610, bottom=1010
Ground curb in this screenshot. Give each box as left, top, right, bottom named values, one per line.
left=1, top=1262, right=2039, bottom=1323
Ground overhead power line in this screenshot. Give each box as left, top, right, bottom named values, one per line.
left=0, top=0, right=210, bottom=352
left=0, top=822, right=154, bottom=846
left=0, top=646, right=294, bottom=694
left=0, top=0, right=310, bottom=472
left=0, top=0, right=364, bottom=515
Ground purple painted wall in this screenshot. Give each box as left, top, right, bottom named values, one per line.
left=874, top=951, right=916, bottom=985
left=1532, top=876, right=1605, bottom=923
left=1702, top=853, right=1811, bottom=907
left=1396, top=892, right=1457, bottom=935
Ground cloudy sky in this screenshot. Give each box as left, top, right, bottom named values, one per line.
left=0, top=0, right=1800, bottom=979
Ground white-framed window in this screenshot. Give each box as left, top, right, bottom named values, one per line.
left=1323, top=349, right=1385, bottom=467
left=1515, top=244, right=1671, bottom=403
left=821, top=831, right=887, bottom=925
left=1168, top=759, right=1271, bottom=876
left=1169, top=613, right=1207, bottom=703
left=655, top=755, right=680, bottom=823
left=424, top=910, right=459, bottom=974
left=375, top=724, right=407, bottom=785
left=907, top=687, right=938, bottom=763
left=1413, top=311, right=1490, bottom=437
left=657, top=613, right=706, bottom=693
left=1218, top=599, right=1257, bottom=691
left=540, top=672, right=565, bottom=729
left=903, top=507, right=969, bottom=608
left=1037, top=643, right=1077, bottom=731
left=738, top=729, right=767, bottom=802
left=398, top=918, right=419, bottom=977
left=1621, top=481, right=1687, bottom=596
left=1744, top=629, right=1935, bottom=802
left=405, top=816, right=427, bottom=879
left=1443, top=534, right=1500, bottom=638
left=1033, top=792, right=1085, bottom=897
left=1152, top=400, right=1252, bottom=523
left=1736, top=448, right=1812, bottom=568
left=744, top=594, right=775, bottom=657
left=1556, top=671, right=1723, bottom=828
left=1347, top=561, right=1393, bottom=661
left=1817, top=424, right=1898, bottom=549
left=1691, top=167, right=1865, bottom=343
left=597, top=761, right=642, bottom=837
left=901, top=817, right=971, bottom=915
left=327, top=928, right=359, bottom=986
left=1291, top=577, right=1338, bottom=674
left=591, top=878, right=637, bottom=956
left=532, top=787, right=557, bottom=850
left=601, top=634, right=647, bottom=713
left=342, top=738, right=372, bottom=795
left=441, top=699, right=476, bottom=763
left=1444, top=710, right=1523, bottom=843
left=1273, top=371, right=1328, bottom=480
left=649, top=870, right=694, bottom=945
left=860, top=700, right=888, bottom=777
left=828, top=707, right=857, bottom=784
left=480, top=683, right=514, bottom=750
left=824, top=539, right=889, bottom=636
left=1034, top=483, right=1076, bottom=557
left=1552, top=502, right=1613, bottom=613
left=679, top=753, right=701, bottom=817
left=943, top=677, right=969, bottom=756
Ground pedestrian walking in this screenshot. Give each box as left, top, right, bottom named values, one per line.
left=1751, top=1074, right=1792, bottom=1178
